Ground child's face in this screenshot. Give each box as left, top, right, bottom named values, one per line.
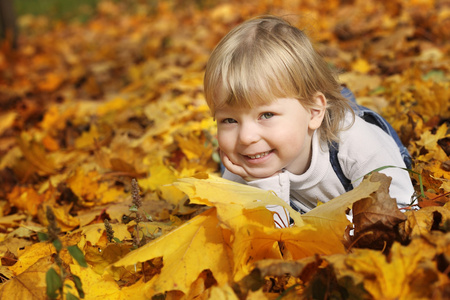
left=215, top=97, right=324, bottom=179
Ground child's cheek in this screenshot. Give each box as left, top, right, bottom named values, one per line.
left=217, top=131, right=235, bottom=157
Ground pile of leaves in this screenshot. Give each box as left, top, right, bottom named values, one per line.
left=0, top=0, right=449, bottom=299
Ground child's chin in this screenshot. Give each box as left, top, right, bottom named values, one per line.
left=246, top=169, right=280, bottom=179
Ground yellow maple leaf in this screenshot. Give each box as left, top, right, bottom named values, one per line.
left=176, top=173, right=383, bottom=247
left=38, top=72, right=63, bottom=92
left=416, top=123, right=450, bottom=152
left=351, top=58, right=372, bottom=74
left=18, top=133, right=58, bottom=175
left=96, top=97, right=128, bottom=117
left=158, top=184, right=187, bottom=205
left=74, top=123, right=113, bottom=150
left=37, top=200, right=80, bottom=232
left=66, top=168, right=100, bottom=202
left=69, top=263, right=145, bottom=300
left=174, top=175, right=304, bottom=227
left=9, top=242, right=55, bottom=276
left=0, top=111, right=16, bottom=136
left=111, top=208, right=233, bottom=296
left=138, top=163, right=178, bottom=191
left=440, top=180, right=450, bottom=192
left=79, top=223, right=132, bottom=247
left=207, top=284, right=241, bottom=299
left=345, top=239, right=440, bottom=299
left=66, top=167, right=124, bottom=207
left=402, top=206, right=450, bottom=237
left=7, top=185, right=54, bottom=217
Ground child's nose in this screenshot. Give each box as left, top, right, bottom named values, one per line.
left=238, top=123, right=260, bottom=145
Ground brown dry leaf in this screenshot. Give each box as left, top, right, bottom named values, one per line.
left=253, top=256, right=319, bottom=279
left=349, top=172, right=407, bottom=250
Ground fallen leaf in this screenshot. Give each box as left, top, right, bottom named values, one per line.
left=344, top=239, right=441, bottom=299
left=174, top=175, right=304, bottom=227
left=349, top=172, right=407, bottom=250
left=7, top=186, right=54, bottom=217
left=0, top=256, right=52, bottom=299
left=9, top=242, right=55, bottom=276
left=400, top=206, right=450, bottom=237
left=112, top=208, right=233, bottom=296
left=351, top=58, right=372, bottom=74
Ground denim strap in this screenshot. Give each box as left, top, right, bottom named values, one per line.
left=329, top=141, right=354, bottom=192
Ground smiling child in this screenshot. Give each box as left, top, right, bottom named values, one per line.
left=203, top=15, right=414, bottom=227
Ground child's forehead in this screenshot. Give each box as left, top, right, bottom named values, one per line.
left=214, top=103, right=255, bottom=115
left=214, top=98, right=289, bottom=114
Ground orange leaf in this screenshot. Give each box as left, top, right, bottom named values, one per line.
left=7, top=186, right=53, bottom=216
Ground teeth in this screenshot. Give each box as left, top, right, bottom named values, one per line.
left=248, top=151, right=270, bottom=159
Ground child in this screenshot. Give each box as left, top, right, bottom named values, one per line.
left=203, top=15, right=414, bottom=227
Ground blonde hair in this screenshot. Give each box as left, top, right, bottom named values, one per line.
left=204, top=15, right=354, bottom=143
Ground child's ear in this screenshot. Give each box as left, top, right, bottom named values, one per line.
left=309, top=92, right=327, bottom=130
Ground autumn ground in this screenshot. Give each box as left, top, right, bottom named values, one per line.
left=0, top=0, right=449, bottom=299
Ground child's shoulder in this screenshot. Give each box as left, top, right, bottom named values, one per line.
left=339, top=114, right=399, bottom=154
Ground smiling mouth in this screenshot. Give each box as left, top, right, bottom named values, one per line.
left=246, top=150, right=272, bottom=159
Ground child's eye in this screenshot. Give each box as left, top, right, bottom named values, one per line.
left=260, top=112, right=274, bottom=120
left=222, top=118, right=237, bottom=124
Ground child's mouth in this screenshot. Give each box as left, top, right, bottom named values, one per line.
left=246, top=150, right=272, bottom=159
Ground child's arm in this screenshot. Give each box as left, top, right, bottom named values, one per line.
left=339, top=118, right=415, bottom=207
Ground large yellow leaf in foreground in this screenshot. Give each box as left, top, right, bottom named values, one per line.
left=111, top=172, right=387, bottom=296
left=111, top=208, right=232, bottom=296
left=174, top=174, right=385, bottom=280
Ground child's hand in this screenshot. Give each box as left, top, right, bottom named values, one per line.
left=220, top=150, right=281, bottom=181
left=220, top=150, right=256, bottom=181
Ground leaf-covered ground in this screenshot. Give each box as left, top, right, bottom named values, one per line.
left=0, top=0, right=449, bottom=299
